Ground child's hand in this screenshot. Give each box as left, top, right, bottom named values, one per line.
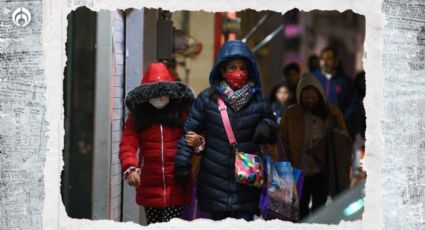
left=185, top=131, right=202, bottom=147
left=127, top=171, right=141, bottom=187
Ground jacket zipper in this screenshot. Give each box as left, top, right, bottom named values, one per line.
left=141, top=156, right=145, bottom=168
left=160, top=124, right=167, bottom=206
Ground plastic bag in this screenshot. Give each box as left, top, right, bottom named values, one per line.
left=261, top=155, right=303, bottom=222
left=181, top=181, right=211, bottom=220
left=268, top=161, right=295, bottom=220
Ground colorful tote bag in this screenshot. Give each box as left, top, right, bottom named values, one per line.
left=235, top=151, right=264, bottom=187
left=217, top=97, right=264, bottom=188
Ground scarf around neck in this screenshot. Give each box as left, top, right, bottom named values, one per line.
left=217, top=80, right=255, bottom=111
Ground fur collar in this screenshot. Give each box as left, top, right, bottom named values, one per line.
left=125, top=81, right=194, bottom=113
left=132, top=101, right=187, bottom=132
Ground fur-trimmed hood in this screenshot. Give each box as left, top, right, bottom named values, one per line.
left=125, top=62, right=194, bottom=113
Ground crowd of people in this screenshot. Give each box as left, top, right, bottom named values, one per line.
left=271, top=48, right=365, bottom=140
left=119, top=40, right=366, bottom=225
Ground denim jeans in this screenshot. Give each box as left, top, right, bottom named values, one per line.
left=211, top=211, right=254, bottom=221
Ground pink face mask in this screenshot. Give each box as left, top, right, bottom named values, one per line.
left=224, top=70, right=249, bottom=89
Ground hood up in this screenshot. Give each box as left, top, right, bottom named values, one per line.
left=209, top=40, right=261, bottom=91
left=125, top=62, right=194, bottom=113
left=296, top=72, right=327, bottom=105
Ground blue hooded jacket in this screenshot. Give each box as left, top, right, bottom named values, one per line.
left=313, top=69, right=359, bottom=122
left=174, top=40, right=277, bottom=213
left=209, top=40, right=261, bottom=92
left=312, top=69, right=361, bottom=137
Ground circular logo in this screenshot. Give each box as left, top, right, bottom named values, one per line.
left=12, top=7, right=31, bottom=27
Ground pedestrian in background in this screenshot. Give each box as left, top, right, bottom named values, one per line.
left=308, top=55, right=320, bottom=73
left=282, top=62, right=301, bottom=105
left=273, top=73, right=348, bottom=219
left=269, top=82, right=292, bottom=124
left=313, top=47, right=359, bottom=138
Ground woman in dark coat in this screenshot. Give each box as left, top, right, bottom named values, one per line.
left=174, top=40, right=277, bottom=221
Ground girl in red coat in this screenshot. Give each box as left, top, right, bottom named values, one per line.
left=119, top=62, right=201, bottom=225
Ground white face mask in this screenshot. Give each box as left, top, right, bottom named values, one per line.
left=149, top=96, right=170, bottom=109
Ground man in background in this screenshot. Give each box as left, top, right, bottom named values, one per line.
left=282, top=62, right=301, bottom=106
left=313, top=47, right=359, bottom=138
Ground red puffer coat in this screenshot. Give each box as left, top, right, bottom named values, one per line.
left=120, top=113, right=193, bottom=208
left=119, top=62, right=194, bottom=208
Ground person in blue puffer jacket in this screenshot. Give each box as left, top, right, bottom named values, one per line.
left=174, top=40, right=277, bottom=221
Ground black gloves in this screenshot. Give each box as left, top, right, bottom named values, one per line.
left=174, top=165, right=190, bottom=189
left=253, top=120, right=276, bottom=144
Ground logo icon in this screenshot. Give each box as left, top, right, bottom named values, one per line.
left=12, top=7, right=31, bottom=27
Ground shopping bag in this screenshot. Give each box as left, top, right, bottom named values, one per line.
left=258, top=154, right=271, bottom=219
left=275, top=133, right=304, bottom=204
left=181, top=181, right=211, bottom=220
left=293, top=168, right=305, bottom=202
left=266, top=160, right=297, bottom=221
left=260, top=135, right=304, bottom=222
left=181, top=150, right=211, bottom=220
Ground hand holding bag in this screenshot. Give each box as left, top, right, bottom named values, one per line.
left=181, top=181, right=211, bottom=220
left=181, top=134, right=211, bottom=221
left=217, top=97, right=264, bottom=188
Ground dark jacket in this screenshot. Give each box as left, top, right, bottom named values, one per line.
left=309, top=129, right=353, bottom=197
left=174, top=40, right=277, bottom=213
left=270, top=102, right=288, bottom=124
left=313, top=69, right=358, bottom=122
left=278, top=73, right=347, bottom=170
left=274, top=73, right=351, bottom=197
